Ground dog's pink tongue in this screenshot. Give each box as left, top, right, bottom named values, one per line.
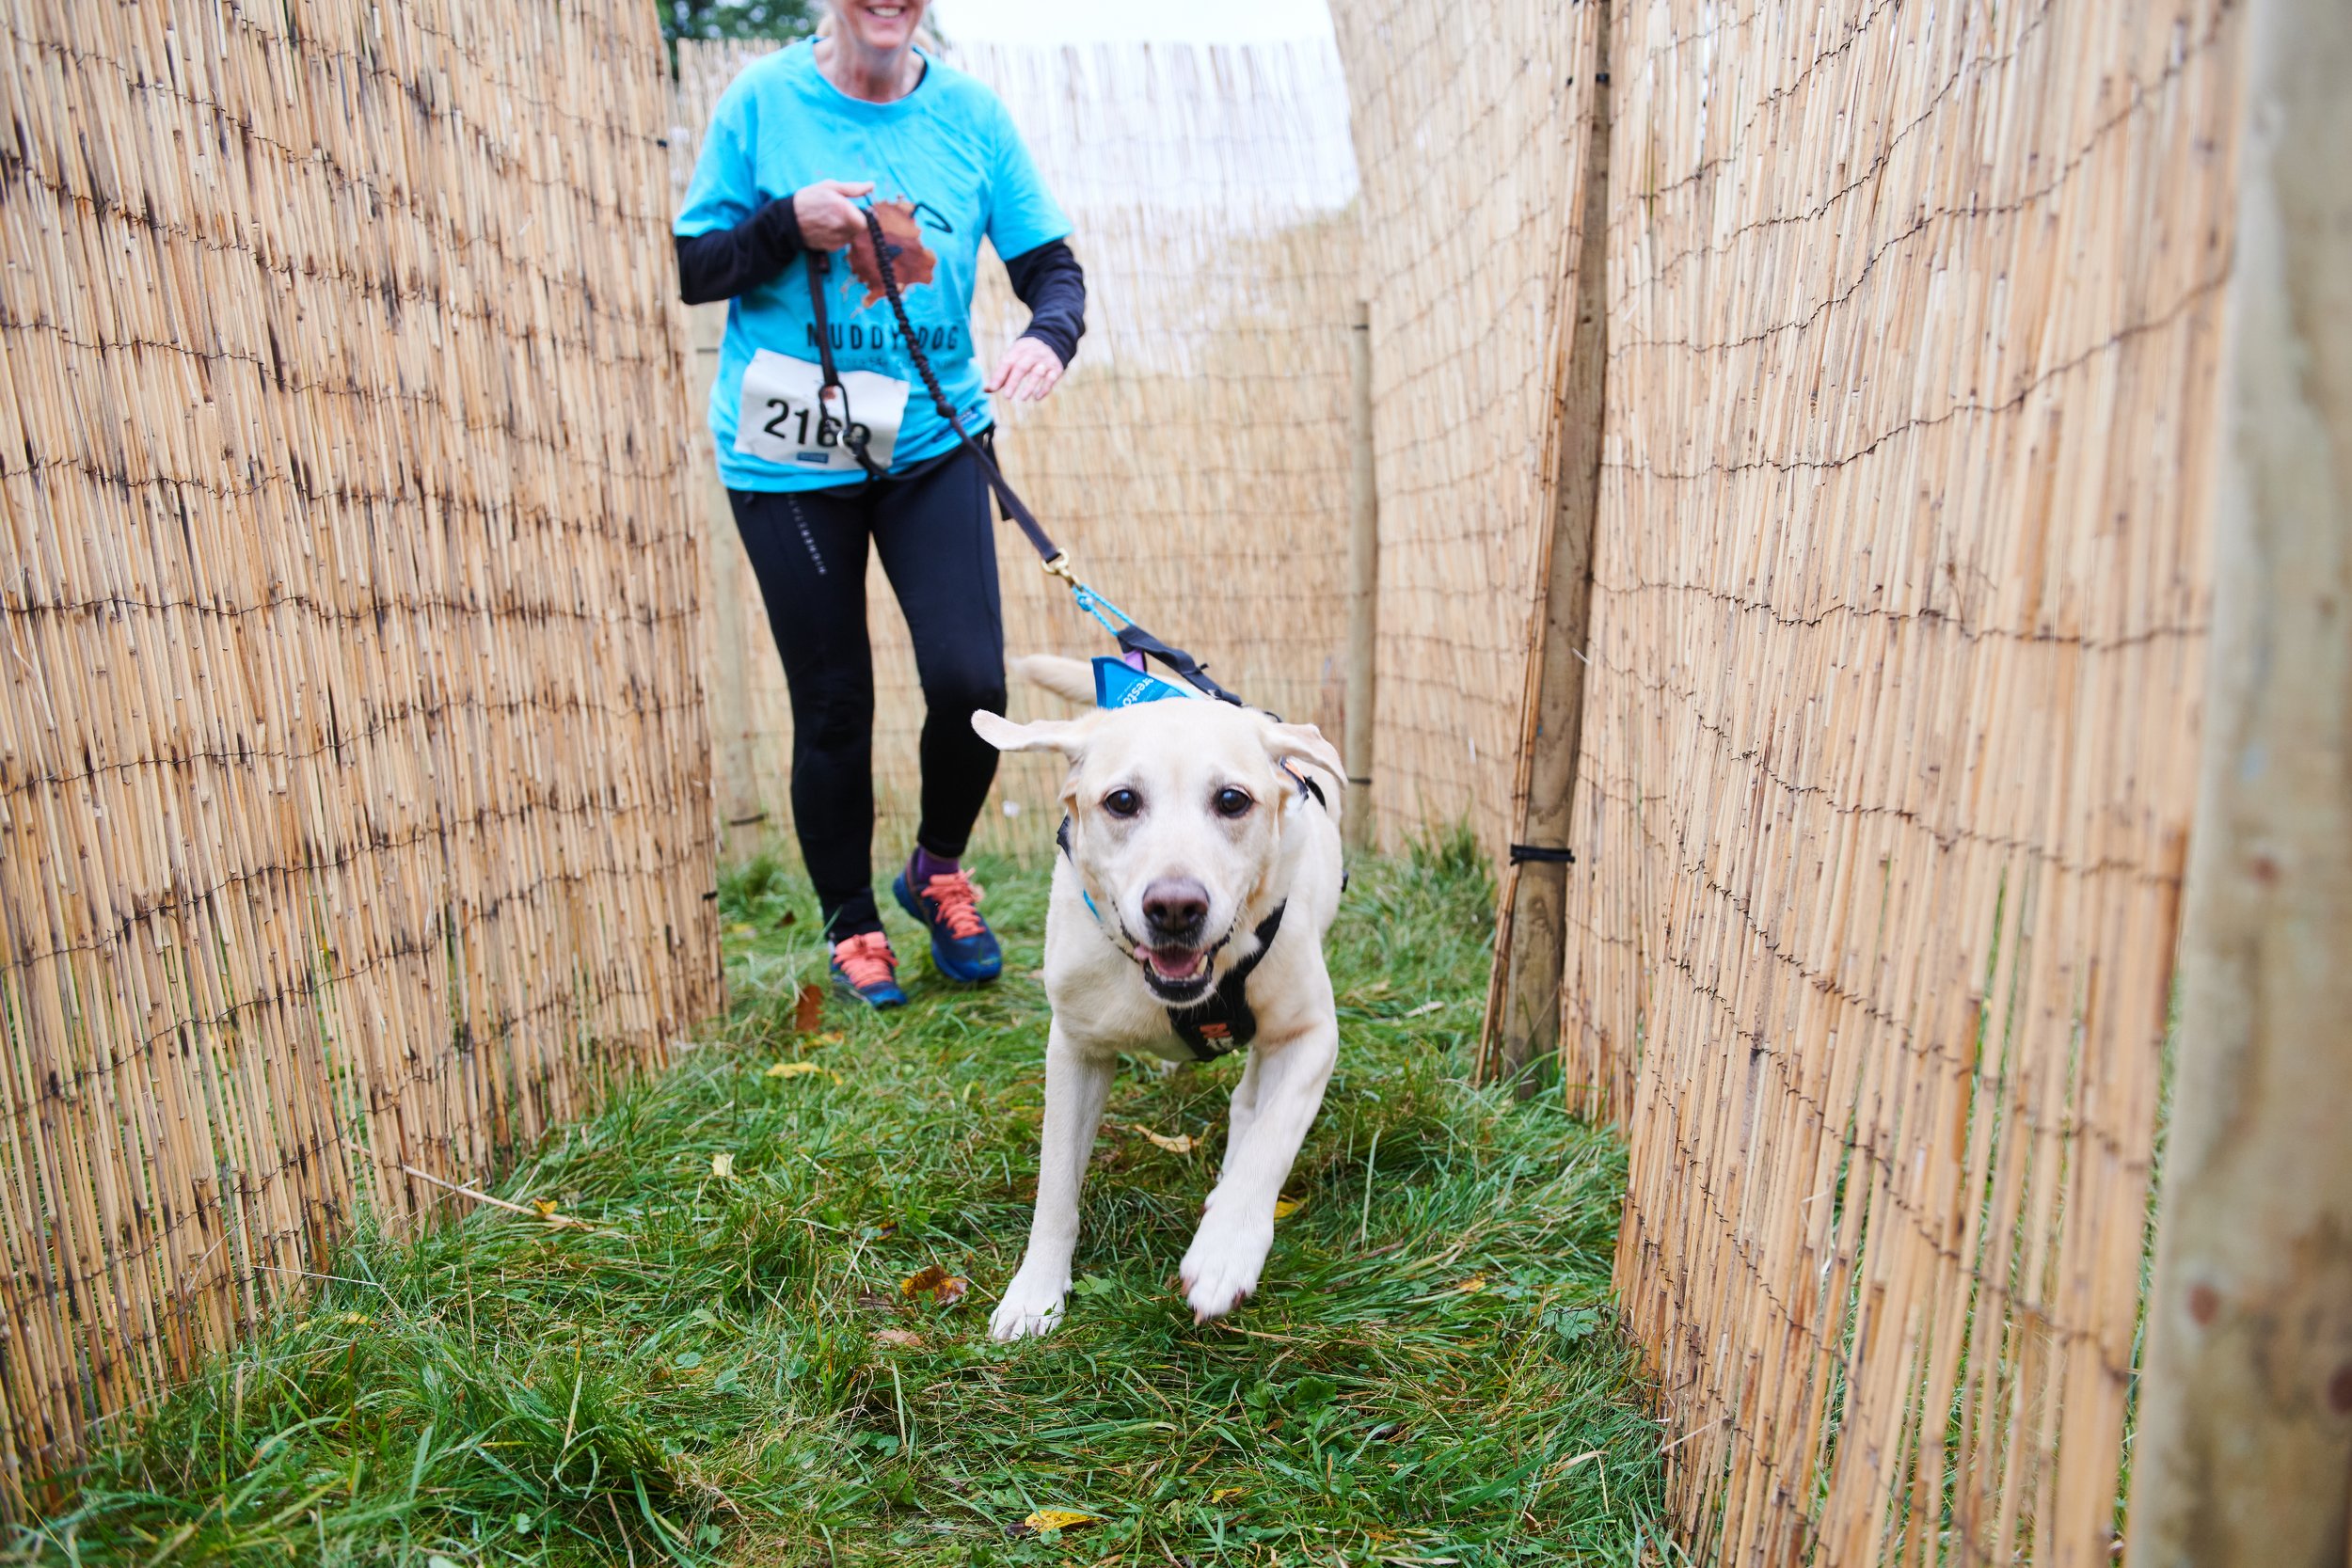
left=1148, top=948, right=1204, bottom=981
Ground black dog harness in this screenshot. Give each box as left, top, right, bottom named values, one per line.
left=1165, top=902, right=1288, bottom=1060
left=1056, top=766, right=1327, bottom=1062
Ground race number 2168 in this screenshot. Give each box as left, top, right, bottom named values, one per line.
left=734, top=349, right=910, bottom=474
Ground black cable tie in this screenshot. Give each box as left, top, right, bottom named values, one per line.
left=1508, top=844, right=1577, bottom=865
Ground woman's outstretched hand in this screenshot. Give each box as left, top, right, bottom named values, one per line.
left=986, top=337, right=1066, bottom=403
left=792, top=179, right=876, bottom=249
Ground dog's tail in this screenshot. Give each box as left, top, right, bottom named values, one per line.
left=1009, top=653, right=1097, bottom=707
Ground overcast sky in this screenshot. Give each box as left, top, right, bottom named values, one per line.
left=931, top=0, right=1335, bottom=44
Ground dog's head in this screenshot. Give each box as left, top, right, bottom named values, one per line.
left=973, top=699, right=1341, bottom=1005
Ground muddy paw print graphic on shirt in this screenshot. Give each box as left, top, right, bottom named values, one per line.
left=846, top=199, right=937, bottom=308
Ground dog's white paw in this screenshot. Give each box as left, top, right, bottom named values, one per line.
left=989, top=1267, right=1070, bottom=1341
left=1179, top=1217, right=1273, bottom=1323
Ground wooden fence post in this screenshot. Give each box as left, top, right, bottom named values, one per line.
left=1344, top=299, right=1379, bottom=851
left=1481, top=3, right=1611, bottom=1094
left=2127, top=0, right=2352, bottom=1557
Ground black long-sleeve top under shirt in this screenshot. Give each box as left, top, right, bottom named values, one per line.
left=674, top=198, right=1086, bottom=368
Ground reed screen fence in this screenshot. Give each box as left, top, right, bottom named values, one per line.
left=0, top=0, right=715, bottom=1505
left=1544, top=0, right=2241, bottom=1560
left=1329, top=0, right=1587, bottom=856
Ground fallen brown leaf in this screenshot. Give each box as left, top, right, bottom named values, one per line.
left=792, top=983, right=823, bottom=1033
left=1125, top=1123, right=1196, bottom=1155
left=1015, top=1508, right=1096, bottom=1534
left=873, top=1328, right=924, bottom=1350
left=900, top=1264, right=971, bottom=1306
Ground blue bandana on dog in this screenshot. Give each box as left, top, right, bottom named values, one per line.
left=1092, top=656, right=1200, bottom=709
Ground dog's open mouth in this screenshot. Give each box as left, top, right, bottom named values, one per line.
left=1136, top=939, right=1223, bottom=1002
left=1144, top=946, right=1208, bottom=984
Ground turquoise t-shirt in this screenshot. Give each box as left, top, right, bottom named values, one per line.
left=676, top=43, right=1072, bottom=492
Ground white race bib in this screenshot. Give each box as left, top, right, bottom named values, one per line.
left=734, top=348, right=911, bottom=474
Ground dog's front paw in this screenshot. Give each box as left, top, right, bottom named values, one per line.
left=1179, top=1216, right=1274, bottom=1323
left=989, top=1266, right=1070, bottom=1341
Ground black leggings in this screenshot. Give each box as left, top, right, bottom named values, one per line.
left=729, top=445, right=1007, bottom=940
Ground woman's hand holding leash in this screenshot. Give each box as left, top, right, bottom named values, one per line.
left=798, top=181, right=1064, bottom=403
left=793, top=179, right=876, bottom=248
left=987, top=337, right=1066, bottom=403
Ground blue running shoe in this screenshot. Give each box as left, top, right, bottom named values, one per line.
left=830, top=930, right=906, bottom=1008
left=894, top=866, right=1003, bottom=983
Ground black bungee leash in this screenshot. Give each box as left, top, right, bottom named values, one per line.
left=799, top=208, right=1245, bottom=706
left=801, top=247, right=884, bottom=481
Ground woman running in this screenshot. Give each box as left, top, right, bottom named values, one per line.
left=675, top=0, right=1084, bottom=1006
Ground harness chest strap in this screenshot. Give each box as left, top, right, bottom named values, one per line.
left=1168, top=901, right=1288, bottom=1062
left=1056, top=815, right=1289, bottom=1062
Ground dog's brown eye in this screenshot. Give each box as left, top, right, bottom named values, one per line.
left=1214, top=786, right=1253, bottom=818
left=1103, top=787, right=1142, bottom=818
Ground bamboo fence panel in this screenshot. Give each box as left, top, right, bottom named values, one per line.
left=1556, top=0, right=2244, bottom=1560
left=0, top=0, right=716, bottom=1506
left=673, top=43, right=798, bottom=861
left=673, top=39, right=1362, bottom=862
left=1327, top=0, right=1585, bottom=854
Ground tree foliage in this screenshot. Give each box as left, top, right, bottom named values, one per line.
left=660, top=0, right=818, bottom=46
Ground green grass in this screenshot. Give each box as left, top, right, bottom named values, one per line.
left=13, top=836, right=1671, bottom=1566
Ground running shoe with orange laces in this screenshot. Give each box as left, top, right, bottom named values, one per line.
left=893, top=863, right=1003, bottom=983
left=829, top=929, right=907, bottom=1008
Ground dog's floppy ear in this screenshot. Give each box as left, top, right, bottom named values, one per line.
left=1262, top=720, right=1343, bottom=784
left=972, top=709, right=1091, bottom=758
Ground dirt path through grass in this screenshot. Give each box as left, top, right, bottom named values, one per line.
left=17, top=841, right=1671, bottom=1566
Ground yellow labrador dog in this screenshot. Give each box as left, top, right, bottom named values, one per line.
left=971, top=656, right=1346, bottom=1338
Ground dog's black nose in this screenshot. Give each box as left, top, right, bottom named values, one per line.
left=1140, top=879, right=1210, bottom=937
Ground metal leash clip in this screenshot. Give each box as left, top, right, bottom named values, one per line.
left=814, top=385, right=871, bottom=461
